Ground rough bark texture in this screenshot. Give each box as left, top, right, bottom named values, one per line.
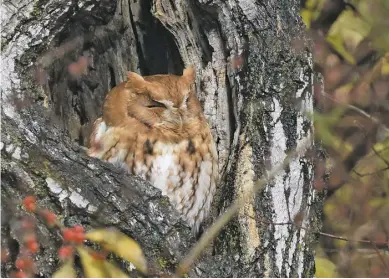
left=1, top=0, right=322, bottom=277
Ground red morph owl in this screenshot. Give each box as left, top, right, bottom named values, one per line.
left=88, top=67, right=218, bottom=233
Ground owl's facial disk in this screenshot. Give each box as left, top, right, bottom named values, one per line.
left=126, top=67, right=202, bottom=131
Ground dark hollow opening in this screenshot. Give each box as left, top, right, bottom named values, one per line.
left=43, top=0, right=183, bottom=146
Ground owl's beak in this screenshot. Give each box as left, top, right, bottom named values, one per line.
left=171, top=107, right=183, bottom=131
left=178, top=114, right=183, bottom=132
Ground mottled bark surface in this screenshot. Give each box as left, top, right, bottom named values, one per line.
left=1, top=110, right=194, bottom=277
left=1, top=0, right=322, bottom=277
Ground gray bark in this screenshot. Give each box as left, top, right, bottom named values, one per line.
left=1, top=0, right=322, bottom=277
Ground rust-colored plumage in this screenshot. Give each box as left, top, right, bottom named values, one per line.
left=88, top=67, right=218, bottom=233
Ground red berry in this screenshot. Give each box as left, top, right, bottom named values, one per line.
left=23, top=196, right=36, bottom=205
left=58, top=246, right=73, bottom=260
left=24, top=234, right=36, bottom=242
left=72, top=225, right=85, bottom=244
left=21, top=219, right=35, bottom=230
left=73, top=233, right=85, bottom=244
left=41, top=210, right=56, bottom=225
left=62, top=229, right=75, bottom=242
left=15, top=271, right=28, bottom=278
left=1, top=248, right=8, bottom=263
left=23, top=195, right=37, bottom=212
left=15, top=258, right=25, bottom=269
left=16, top=257, right=33, bottom=270
left=26, top=239, right=39, bottom=254
left=63, top=226, right=85, bottom=244
left=90, top=251, right=105, bottom=260
left=77, top=57, right=88, bottom=69
left=24, top=203, right=36, bottom=212
left=371, top=266, right=381, bottom=277
left=73, top=225, right=84, bottom=234
left=47, top=214, right=57, bottom=225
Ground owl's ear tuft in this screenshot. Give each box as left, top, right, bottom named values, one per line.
left=182, top=66, right=195, bottom=85
left=127, top=71, right=145, bottom=84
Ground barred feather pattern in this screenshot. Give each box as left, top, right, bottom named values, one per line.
left=88, top=117, right=218, bottom=233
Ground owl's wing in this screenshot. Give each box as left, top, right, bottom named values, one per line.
left=88, top=117, right=104, bottom=156
left=88, top=116, right=136, bottom=174
left=87, top=117, right=120, bottom=158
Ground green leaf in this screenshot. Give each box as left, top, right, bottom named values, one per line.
left=53, top=259, right=76, bottom=278
left=300, top=0, right=326, bottom=29
left=103, top=261, right=129, bottom=278
left=326, top=10, right=371, bottom=64
left=326, top=35, right=356, bottom=64
left=315, top=256, right=340, bottom=277
left=381, top=55, right=389, bottom=75
left=85, top=228, right=148, bottom=274
left=301, top=9, right=312, bottom=29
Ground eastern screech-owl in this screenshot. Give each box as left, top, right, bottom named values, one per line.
left=88, top=67, right=218, bottom=233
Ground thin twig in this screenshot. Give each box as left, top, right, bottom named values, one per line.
left=353, top=166, right=389, bottom=177
left=372, top=146, right=389, bottom=167
left=246, top=213, right=389, bottom=247
left=372, top=243, right=389, bottom=274
left=323, top=92, right=389, bottom=134
left=175, top=135, right=313, bottom=277
left=317, top=232, right=389, bottom=247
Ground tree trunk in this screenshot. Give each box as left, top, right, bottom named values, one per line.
left=1, top=0, right=321, bottom=277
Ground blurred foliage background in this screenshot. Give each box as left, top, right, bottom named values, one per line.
left=300, top=0, right=389, bottom=277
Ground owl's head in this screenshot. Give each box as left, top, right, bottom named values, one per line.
left=110, top=67, right=203, bottom=135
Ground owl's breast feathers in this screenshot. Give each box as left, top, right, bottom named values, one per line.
left=88, top=117, right=218, bottom=233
